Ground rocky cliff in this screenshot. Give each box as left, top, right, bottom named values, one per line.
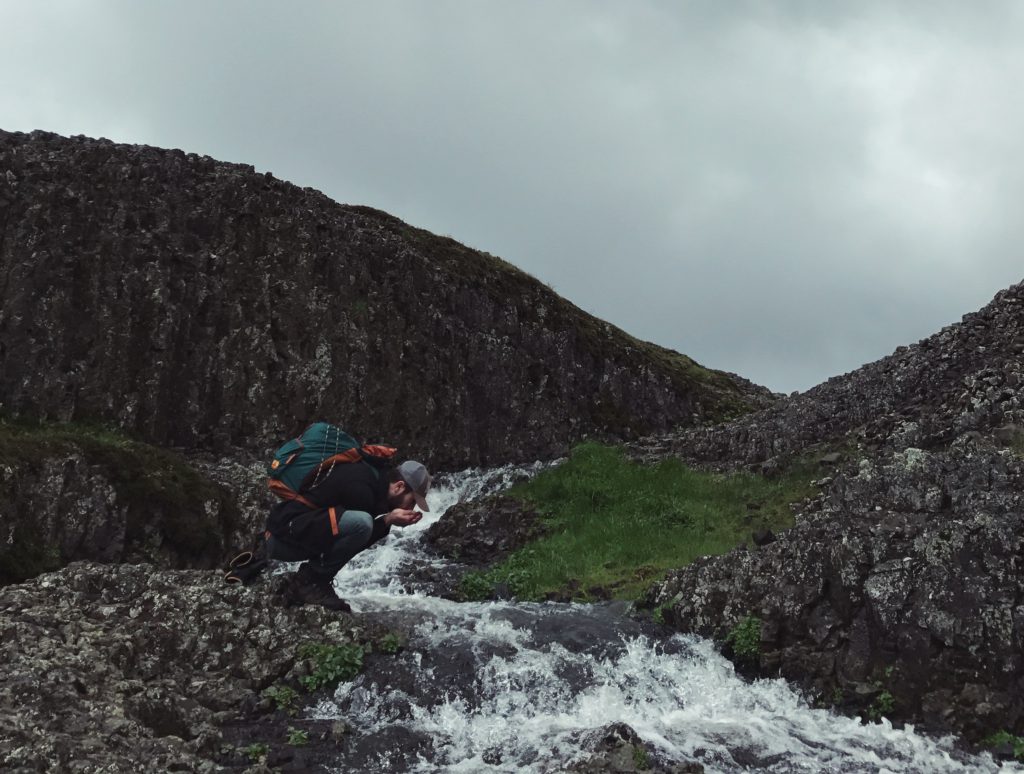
left=0, top=129, right=773, bottom=470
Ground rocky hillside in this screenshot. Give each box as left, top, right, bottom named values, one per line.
left=420, top=280, right=1024, bottom=742
left=632, top=280, right=1024, bottom=471
left=639, top=280, right=1024, bottom=741
left=0, top=129, right=773, bottom=469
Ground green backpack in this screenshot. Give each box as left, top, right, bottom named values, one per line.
left=267, top=422, right=397, bottom=507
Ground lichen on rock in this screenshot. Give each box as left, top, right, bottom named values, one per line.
left=0, top=562, right=395, bottom=772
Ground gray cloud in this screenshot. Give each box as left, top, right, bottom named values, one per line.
left=2, top=1, right=1022, bottom=392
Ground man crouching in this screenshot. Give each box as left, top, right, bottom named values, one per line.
left=265, top=459, right=431, bottom=611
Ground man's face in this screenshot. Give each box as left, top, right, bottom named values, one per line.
left=387, top=480, right=417, bottom=510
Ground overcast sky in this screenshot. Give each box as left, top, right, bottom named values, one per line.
left=3, top=2, right=1022, bottom=393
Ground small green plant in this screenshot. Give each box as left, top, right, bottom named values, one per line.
left=868, top=690, right=895, bottom=721
left=459, top=571, right=494, bottom=601
left=651, top=605, right=666, bottom=625
left=982, top=730, right=1024, bottom=759
left=298, top=642, right=365, bottom=691
left=286, top=727, right=309, bottom=746
left=377, top=633, right=402, bottom=654
left=725, top=616, right=761, bottom=662
left=632, top=744, right=651, bottom=769
left=263, top=684, right=300, bottom=715
left=242, top=742, right=269, bottom=762
left=1011, top=432, right=1024, bottom=458
left=830, top=687, right=844, bottom=706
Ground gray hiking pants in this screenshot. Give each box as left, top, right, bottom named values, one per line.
left=266, top=509, right=374, bottom=581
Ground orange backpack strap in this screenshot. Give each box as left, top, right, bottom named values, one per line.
left=267, top=479, right=317, bottom=509
left=360, top=445, right=398, bottom=470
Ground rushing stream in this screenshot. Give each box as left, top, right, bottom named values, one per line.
left=302, top=467, right=1017, bottom=773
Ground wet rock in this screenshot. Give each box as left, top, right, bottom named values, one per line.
left=0, top=561, right=395, bottom=772
left=387, top=557, right=468, bottom=599
left=0, top=129, right=774, bottom=470
left=568, top=723, right=704, bottom=773
left=750, top=528, right=775, bottom=546
left=423, top=494, right=546, bottom=565
left=343, top=725, right=432, bottom=770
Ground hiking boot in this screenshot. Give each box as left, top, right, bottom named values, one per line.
left=285, top=565, right=352, bottom=613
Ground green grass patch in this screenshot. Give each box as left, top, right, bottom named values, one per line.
left=983, top=731, right=1024, bottom=759
left=242, top=743, right=269, bottom=762
left=263, top=684, right=300, bottom=715
left=632, top=744, right=651, bottom=769
left=463, top=443, right=817, bottom=601
left=376, top=633, right=403, bottom=654
left=867, top=690, right=896, bottom=722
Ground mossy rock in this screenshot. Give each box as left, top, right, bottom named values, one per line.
left=0, top=416, right=241, bottom=584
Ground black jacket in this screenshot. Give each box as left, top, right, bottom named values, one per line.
left=268, top=462, right=393, bottom=547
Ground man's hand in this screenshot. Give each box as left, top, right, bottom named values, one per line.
left=384, top=508, right=422, bottom=527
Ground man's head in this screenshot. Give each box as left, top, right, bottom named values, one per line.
left=387, top=460, right=432, bottom=511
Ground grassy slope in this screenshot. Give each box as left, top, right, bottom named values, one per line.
left=462, top=443, right=819, bottom=602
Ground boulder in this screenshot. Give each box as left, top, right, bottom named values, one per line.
left=423, top=493, right=546, bottom=565
left=567, top=723, right=704, bottom=773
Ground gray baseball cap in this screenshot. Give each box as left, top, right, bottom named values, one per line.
left=397, top=460, right=432, bottom=511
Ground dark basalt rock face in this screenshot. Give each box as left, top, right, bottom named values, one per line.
left=0, top=129, right=773, bottom=470
left=639, top=280, right=1024, bottom=741
left=0, top=562, right=394, bottom=773
left=188, top=448, right=276, bottom=546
